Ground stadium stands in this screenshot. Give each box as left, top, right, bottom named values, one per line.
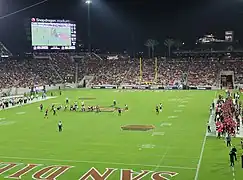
left=1, top=54, right=243, bottom=88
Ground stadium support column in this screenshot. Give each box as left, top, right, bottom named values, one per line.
left=242, top=154, right=243, bottom=168
left=75, top=63, right=78, bottom=84
left=154, top=57, right=158, bottom=83
left=139, top=57, right=143, bottom=84
left=87, top=1, right=92, bottom=54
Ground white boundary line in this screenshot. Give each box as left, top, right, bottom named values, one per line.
left=0, top=156, right=196, bottom=170
left=194, top=131, right=207, bottom=180
left=194, top=91, right=217, bottom=180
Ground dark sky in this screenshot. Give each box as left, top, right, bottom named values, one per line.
left=0, top=0, right=243, bottom=54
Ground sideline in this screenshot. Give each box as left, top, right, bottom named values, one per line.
left=0, top=97, right=56, bottom=111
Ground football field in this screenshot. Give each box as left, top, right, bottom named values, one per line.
left=0, top=89, right=243, bottom=180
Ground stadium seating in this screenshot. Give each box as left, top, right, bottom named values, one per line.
left=1, top=54, right=243, bottom=88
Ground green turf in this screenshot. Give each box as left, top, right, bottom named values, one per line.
left=0, top=89, right=242, bottom=179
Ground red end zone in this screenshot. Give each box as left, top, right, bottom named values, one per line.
left=0, top=161, right=179, bottom=179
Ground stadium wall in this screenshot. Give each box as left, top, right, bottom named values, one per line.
left=1, top=84, right=65, bottom=95
left=91, top=85, right=216, bottom=90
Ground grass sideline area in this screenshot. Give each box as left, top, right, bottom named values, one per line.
left=0, top=89, right=243, bottom=179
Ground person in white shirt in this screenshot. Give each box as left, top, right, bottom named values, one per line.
left=58, top=121, right=63, bottom=132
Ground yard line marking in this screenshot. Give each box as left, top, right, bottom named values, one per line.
left=178, top=105, right=186, bottom=108
left=194, top=130, right=207, bottom=180
left=181, top=101, right=188, bottom=103
left=160, top=123, right=172, bottom=127
left=0, top=156, right=196, bottom=170
left=232, top=167, right=235, bottom=180
left=140, top=144, right=156, bottom=149
left=168, top=116, right=178, bottom=119
left=16, top=112, right=26, bottom=115
left=153, top=146, right=170, bottom=171
left=0, top=121, right=15, bottom=126
left=152, top=132, right=165, bottom=136
left=174, top=110, right=182, bottom=113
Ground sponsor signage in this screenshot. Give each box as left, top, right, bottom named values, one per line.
left=0, top=162, right=179, bottom=179
left=91, top=84, right=212, bottom=90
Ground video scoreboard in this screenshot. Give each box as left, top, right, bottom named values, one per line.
left=31, top=18, right=76, bottom=50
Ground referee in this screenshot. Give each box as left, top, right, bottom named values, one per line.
left=58, top=121, right=63, bottom=132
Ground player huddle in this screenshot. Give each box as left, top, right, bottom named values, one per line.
left=156, top=103, right=163, bottom=114
left=40, top=98, right=129, bottom=119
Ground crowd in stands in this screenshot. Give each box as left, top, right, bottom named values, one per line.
left=1, top=54, right=243, bottom=88
left=187, top=61, right=218, bottom=86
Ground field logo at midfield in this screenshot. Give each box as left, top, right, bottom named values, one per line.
left=0, top=162, right=179, bottom=179
left=0, top=162, right=73, bottom=180
left=80, top=168, right=178, bottom=180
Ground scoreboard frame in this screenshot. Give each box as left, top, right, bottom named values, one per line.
left=31, top=18, right=76, bottom=51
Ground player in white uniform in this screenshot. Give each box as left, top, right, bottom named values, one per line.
left=159, top=103, right=163, bottom=112
left=58, top=121, right=63, bottom=132
left=81, top=101, right=85, bottom=111
left=74, top=102, right=78, bottom=111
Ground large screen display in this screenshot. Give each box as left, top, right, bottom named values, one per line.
left=31, top=18, right=76, bottom=50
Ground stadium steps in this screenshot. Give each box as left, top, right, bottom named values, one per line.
left=0, top=42, right=12, bottom=57
left=92, top=53, right=103, bottom=61
left=49, top=56, right=64, bottom=82
left=121, top=65, right=133, bottom=85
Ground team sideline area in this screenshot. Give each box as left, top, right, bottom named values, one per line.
left=0, top=89, right=242, bottom=180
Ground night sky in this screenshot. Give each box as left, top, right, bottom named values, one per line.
left=0, top=0, right=243, bottom=54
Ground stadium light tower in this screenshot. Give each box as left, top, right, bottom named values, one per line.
left=85, top=0, right=92, bottom=4
left=85, top=0, right=92, bottom=54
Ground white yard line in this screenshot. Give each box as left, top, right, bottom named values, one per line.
left=232, top=167, right=236, bottom=180
left=153, top=146, right=170, bottom=171
left=0, top=156, right=196, bottom=170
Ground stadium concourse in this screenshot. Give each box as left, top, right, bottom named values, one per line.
left=0, top=53, right=243, bottom=89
